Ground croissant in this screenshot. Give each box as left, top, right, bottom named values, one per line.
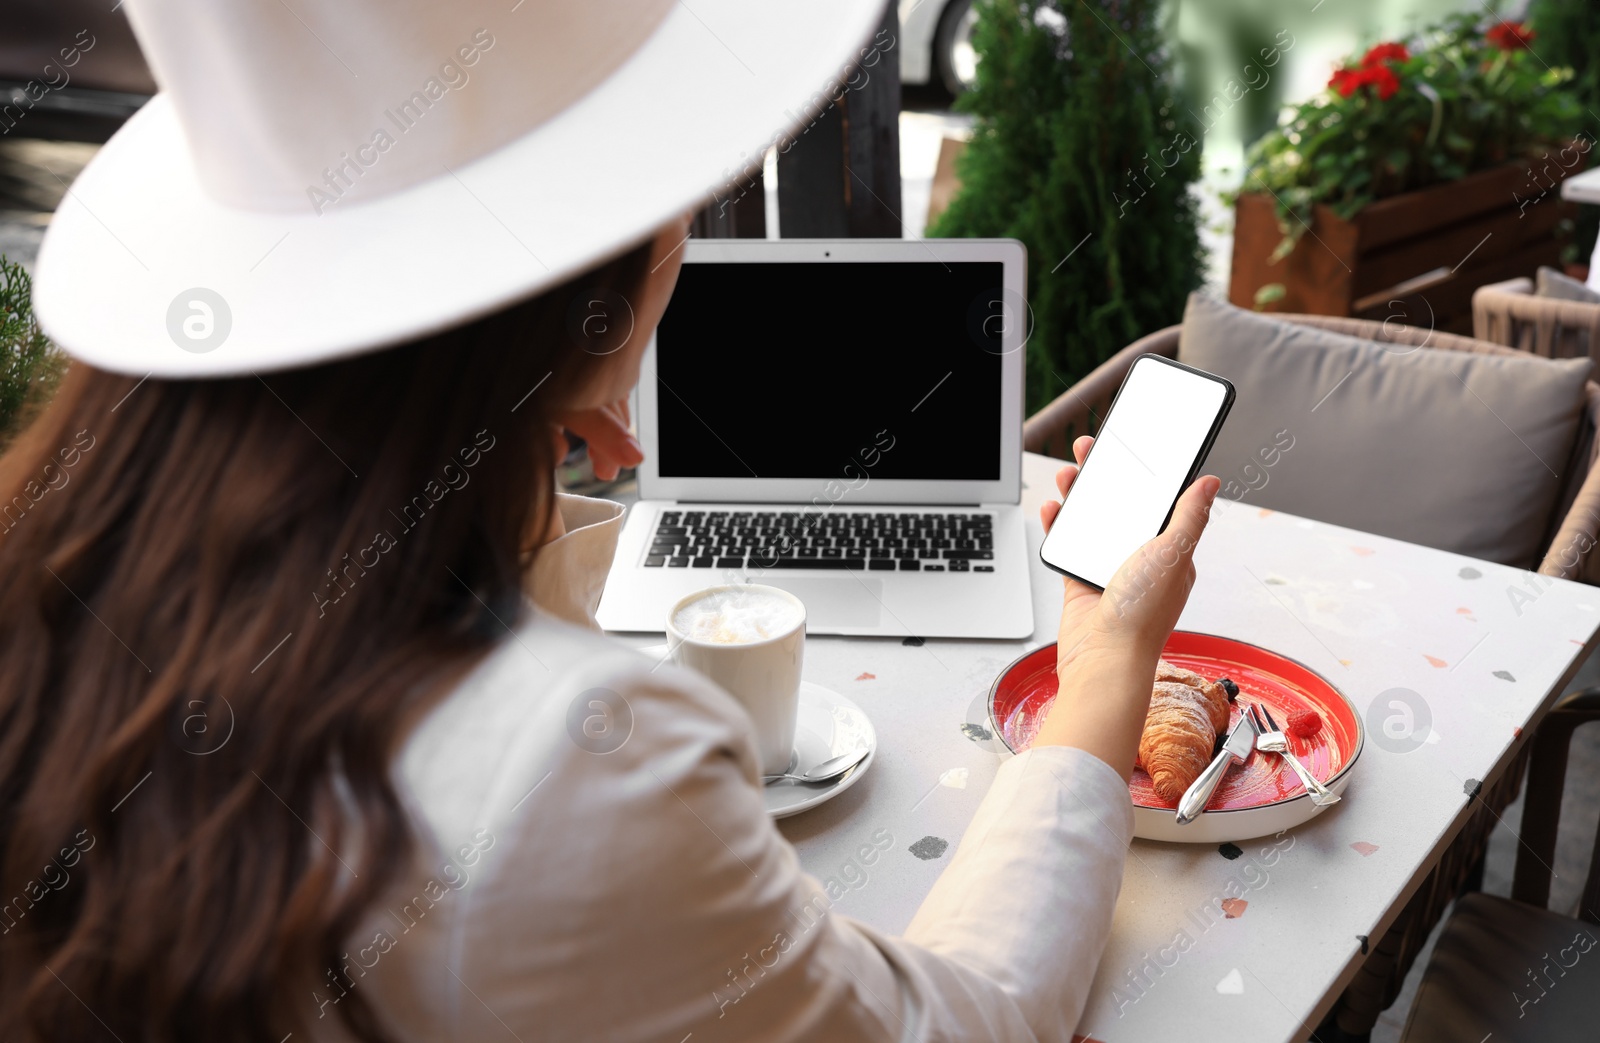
left=1136, top=661, right=1237, bottom=803
left=1138, top=682, right=1219, bottom=802
left=1154, top=659, right=1232, bottom=733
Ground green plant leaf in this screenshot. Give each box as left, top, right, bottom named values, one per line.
left=1241, top=11, right=1583, bottom=218
left=0, top=256, right=66, bottom=449
left=1253, top=283, right=1287, bottom=308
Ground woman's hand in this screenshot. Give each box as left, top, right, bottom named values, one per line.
left=554, top=397, right=644, bottom=482
left=1031, top=435, right=1221, bottom=778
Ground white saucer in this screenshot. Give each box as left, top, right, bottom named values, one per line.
left=765, top=682, right=876, bottom=819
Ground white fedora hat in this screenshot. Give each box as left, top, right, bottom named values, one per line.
left=31, top=0, right=887, bottom=378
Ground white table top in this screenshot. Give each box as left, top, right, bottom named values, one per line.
left=611, top=452, right=1600, bottom=1042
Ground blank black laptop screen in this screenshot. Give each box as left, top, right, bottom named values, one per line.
left=653, top=261, right=1005, bottom=481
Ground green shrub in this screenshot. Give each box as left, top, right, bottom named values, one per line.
left=1528, top=0, right=1600, bottom=263
left=930, top=0, right=1204, bottom=415
left=0, top=257, right=66, bottom=449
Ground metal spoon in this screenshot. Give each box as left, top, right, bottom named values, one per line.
left=763, top=748, right=870, bottom=786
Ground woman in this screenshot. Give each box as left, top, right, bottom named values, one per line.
left=0, top=2, right=1220, bottom=1041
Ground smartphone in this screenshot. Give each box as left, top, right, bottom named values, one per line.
left=1039, top=354, right=1235, bottom=590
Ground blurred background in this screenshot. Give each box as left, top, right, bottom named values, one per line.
left=0, top=0, right=1574, bottom=518
left=0, top=0, right=1538, bottom=278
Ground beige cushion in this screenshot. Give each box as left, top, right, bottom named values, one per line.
left=1177, top=293, right=1591, bottom=567
left=1537, top=265, right=1600, bottom=304
left=1400, top=893, right=1600, bottom=1043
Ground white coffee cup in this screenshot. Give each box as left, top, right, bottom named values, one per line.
left=665, top=584, right=806, bottom=775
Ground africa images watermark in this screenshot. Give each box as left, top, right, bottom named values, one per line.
left=0, top=29, right=96, bottom=136
left=701, top=428, right=898, bottom=588
left=1105, top=429, right=1295, bottom=618
left=1513, top=133, right=1595, bottom=218
left=0, top=429, right=95, bottom=533
left=710, top=25, right=896, bottom=219
left=1115, top=30, right=1296, bottom=218
left=1367, top=687, right=1432, bottom=755
left=312, top=826, right=496, bottom=1018
left=741, top=429, right=898, bottom=567
left=711, top=827, right=895, bottom=1020
left=1513, top=927, right=1597, bottom=1018
left=166, top=287, right=232, bottom=354
left=312, top=429, right=497, bottom=617
left=1212, top=428, right=1295, bottom=515
left=306, top=28, right=497, bottom=214
left=0, top=829, right=96, bottom=935
left=1508, top=525, right=1596, bottom=617
left=1109, top=829, right=1296, bottom=1015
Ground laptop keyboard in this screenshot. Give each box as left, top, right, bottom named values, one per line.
left=644, top=509, right=995, bottom=573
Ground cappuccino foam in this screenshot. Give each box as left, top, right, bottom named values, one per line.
left=673, top=589, right=803, bottom=645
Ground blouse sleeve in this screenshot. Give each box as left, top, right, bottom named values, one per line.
left=450, top=654, right=1132, bottom=1043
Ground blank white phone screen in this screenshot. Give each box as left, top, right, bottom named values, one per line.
left=1041, top=358, right=1228, bottom=589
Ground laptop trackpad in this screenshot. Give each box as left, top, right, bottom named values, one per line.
left=763, top=577, right=883, bottom=630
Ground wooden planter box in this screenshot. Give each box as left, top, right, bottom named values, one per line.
left=1230, top=155, right=1581, bottom=335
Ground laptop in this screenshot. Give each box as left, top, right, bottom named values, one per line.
left=596, top=237, right=1033, bottom=639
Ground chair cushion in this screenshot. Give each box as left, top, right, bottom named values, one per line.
left=1177, top=294, right=1591, bottom=567
left=1537, top=265, right=1600, bottom=304
left=1399, top=892, right=1600, bottom=1043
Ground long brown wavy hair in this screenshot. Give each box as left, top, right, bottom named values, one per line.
left=0, top=239, right=655, bottom=1042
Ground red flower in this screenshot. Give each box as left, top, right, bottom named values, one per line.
left=1486, top=20, right=1535, bottom=51
left=1361, top=42, right=1410, bottom=67
left=1368, top=65, right=1400, bottom=100
left=1328, top=64, right=1402, bottom=100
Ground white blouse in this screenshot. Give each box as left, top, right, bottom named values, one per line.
left=305, top=494, right=1133, bottom=1042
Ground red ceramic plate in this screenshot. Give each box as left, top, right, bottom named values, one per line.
left=988, top=632, right=1362, bottom=842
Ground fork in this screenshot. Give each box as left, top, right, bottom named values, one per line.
left=1248, top=704, right=1341, bottom=807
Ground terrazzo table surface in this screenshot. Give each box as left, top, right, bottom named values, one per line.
left=612, top=451, right=1600, bottom=1042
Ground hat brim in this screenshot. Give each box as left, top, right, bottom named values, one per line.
left=33, top=1, right=886, bottom=377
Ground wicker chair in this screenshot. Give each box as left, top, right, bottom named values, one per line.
left=1024, top=314, right=1600, bottom=582
left=1025, top=314, right=1600, bottom=1039
left=1472, top=277, right=1600, bottom=363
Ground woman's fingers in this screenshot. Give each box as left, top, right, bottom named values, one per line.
left=1053, top=443, right=1091, bottom=496
left=1158, top=474, right=1221, bottom=560
left=559, top=403, right=644, bottom=481
left=1096, top=474, right=1220, bottom=633
left=1137, top=474, right=1219, bottom=579
left=1042, top=440, right=1094, bottom=531
left=1041, top=461, right=1080, bottom=532
left=1049, top=438, right=1096, bottom=502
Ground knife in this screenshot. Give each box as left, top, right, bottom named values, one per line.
left=1175, top=715, right=1257, bottom=825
